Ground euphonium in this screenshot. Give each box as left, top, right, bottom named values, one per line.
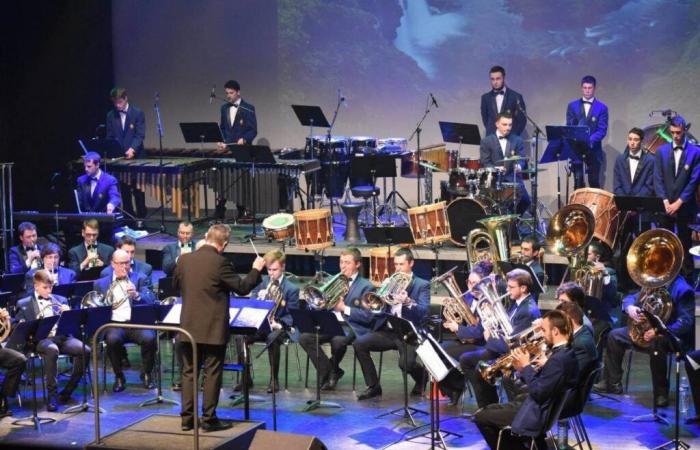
left=432, top=266, right=478, bottom=326
left=478, top=334, right=548, bottom=384
left=465, top=214, right=518, bottom=270
left=626, top=229, right=682, bottom=348
left=0, top=308, right=12, bottom=343
left=361, top=271, right=414, bottom=312
left=472, top=276, right=513, bottom=340
left=265, top=281, right=287, bottom=326
left=573, top=263, right=605, bottom=299
left=303, top=272, right=349, bottom=310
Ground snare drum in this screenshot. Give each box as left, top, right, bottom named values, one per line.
left=262, top=213, right=295, bottom=241
left=408, top=201, right=451, bottom=245
left=369, top=246, right=398, bottom=287
left=446, top=196, right=497, bottom=246
left=568, top=188, right=620, bottom=250
left=293, top=208, right=334, bottom=251
left=459, top=158, right=481, bottom=170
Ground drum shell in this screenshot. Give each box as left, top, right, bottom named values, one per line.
left=262, top=213, right=295, bottom=241
left=407, top=201, right=451, bottom=245
left=293, top=208, right=334, bottom=251
left=369, top=246, right=399, bottom=287
left=568, top=188, right=619, bottom=251
left=446, top=196, right=498, bottom=246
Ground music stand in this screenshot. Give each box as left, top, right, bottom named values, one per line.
left=53, top=281, right=94, bottom=309
left=438, top=121, right=481, bottom=157
left=179, top=122, right=223, bottom=149
left=546, top=125, right=590, bottom=202
left=9, top=317, right=59, bottom=430
left=76, top=266, right=104, bottom=282
left=1, top=273, right=25, bottom=294
left=614, top=196, right=665, bottom=235
left=289, top=308, right=345, bottom=412
left=87, top=138, right=122, bottom=171
left=59, top=306, right=112, bottom=415
left=292, top=105, right=331, bottom=209
left=351, top=154, right=397, bottom=226
left=542, top=128, right=573, bottom=209
left=157, top=276, right=180, bottom=299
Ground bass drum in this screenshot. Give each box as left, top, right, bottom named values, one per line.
left=446, top=196, right=498, bottom=246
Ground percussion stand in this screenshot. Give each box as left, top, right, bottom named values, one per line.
left=429, top=241, right=444, bottom=295
left=516, top=100, right=544, bottom=226
left=154, top=92, right=167, bottom=233
left=408, top=95, right=436, bottom=206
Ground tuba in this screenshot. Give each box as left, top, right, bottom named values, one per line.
left=546, top=203, right=596, bottom=287
left=0, top=308, right=12, bottom=342
left=361, top=272, right=414, bottom=313
left=303, top=272, right=349, bottom=310
left=465, top=214, right=518, bottom=270
left=626, top=229, right=682, bottom=348
left=471, top=275, right=513, bottom=340
left=432, top=266, right=479, bottom=326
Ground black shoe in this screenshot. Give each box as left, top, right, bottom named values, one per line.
left=201, top=419, right=233, bottom=432
left=113, top=373, right=126, bottom=393
left=267, top=382, right=280, bottom=394
left=448, top=390, right=462, bottom=406
left=358, top=385, right=382, bottom=401
left=655, top=394, right=669, bottom=408
left=181, top=420, right=194, bottom=432
left=141, top=373, right=156, bottom=390
left=411, top=381, right=425, bottom=397
left=325, top=368, right=345, bottom=390
left=592, top=380, right=623, bottom=395
left=0, top=396, right=11, bottom=418
left=47, top=394, right=58, bottom=412
left=172, top=382, right=182, bottom=392
left=57, top=390, right=73, bottom=404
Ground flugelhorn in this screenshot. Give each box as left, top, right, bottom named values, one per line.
left=432, top=266, right=478, bottom=326
left=303, top=272, right=349, bottom=310
left=361, top=272, right=413, bottom=313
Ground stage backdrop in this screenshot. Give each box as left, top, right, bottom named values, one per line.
left=112, top=0, right=700, bottom=208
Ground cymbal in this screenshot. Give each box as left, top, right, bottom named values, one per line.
left=690, top=245, right=700, bottom=257
left=521, top=167, right=548, bottom=175
left=495, top=155, right=530, bottom=163
left=419, top=161, right=442, bottom=171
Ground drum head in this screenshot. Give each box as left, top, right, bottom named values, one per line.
left=447, top=197, right=493, bottom=246
left=263, top=213, right=294, bottom=230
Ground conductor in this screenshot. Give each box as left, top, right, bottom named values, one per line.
left=173, top=224, right=265, bottom=432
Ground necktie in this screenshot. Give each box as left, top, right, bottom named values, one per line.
left=493, top=90, right=504, bottom=96
left=629, top=155, right=640, bottom=161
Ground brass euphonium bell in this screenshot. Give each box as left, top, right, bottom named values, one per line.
left=465, top=214, right=518, bottom=271
left=303, top=272, right=349, bottom=310
left=546, top=204, right=595, bottom=260
left=361, top=272, right=414, bottom=312
left=431, top=266, right=479, bottom=326
left=0, top=308, right=12, bottom=343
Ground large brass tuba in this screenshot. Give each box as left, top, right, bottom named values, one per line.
left=465, top=214, right=518, bottom=270
left=546, top=203, right=596, bottom=289
left=471, top=276, right=513, bottom=340
left=303, top=272, right=349, bottom=310
left=361, top=272, right=414, bottom=313
left=432, top=266, right=479, bottom=326
left=626, top=228, right=682, bottom=348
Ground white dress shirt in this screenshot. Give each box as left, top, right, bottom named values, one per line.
left=119, top=104, right=129, bottom=130
left=90, top=169, right=102, bottom=196
left=496, top=87, right=506, bottom=113
left=110, top=275, right=133, bottom=323
left=228, top=101, right=240, bottom=127
left=629, top=150, right=641, bottom=182
left=582, top=97, right=594, bottom=117
left=674, top=142, right=685, bottom=176
left=496, top=133, right=508, bottom=158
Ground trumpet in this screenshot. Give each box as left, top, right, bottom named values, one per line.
left=87, top=245, right=104, bottom=268
left=361, top=272, right=414, bottom=313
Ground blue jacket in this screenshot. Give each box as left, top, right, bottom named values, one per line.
left=571, top=325, right=597, bottom=380
left=67, top=242, right=114, bottom=274
left=219, top=100, right=257, bottom=145
left=486, top=294, right=541, bottom=354
left=613, top=150, right=655, bottom=197
left=76, top=171, right=122, bottom=213
left=106, top=104, right=145, bottom=157
left=251, top=275, right=300, bottom=329
left=480, top=87, right=526, bottom=136
left=24, top=267, right=77, bottom=294
left=161, top=240, right=198, bottom=276
left=93, top=271, right=156, bottom=305
left=455, top=293, right=486, bottom=344
left=374, top=275, right=430, bottom=330
left=8, top=244, right=43, bottom=274
left=654, top=141, right=700, bottom=217
left=511, top=345, right=579, bottom=437
left=565, top=98, right=608, bottom=157
left=342, top=276, right=375, bottom=337
left=15, top=293, right=69, bottom=323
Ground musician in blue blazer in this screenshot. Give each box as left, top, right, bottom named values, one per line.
left=300, top=248, right=374, bottom=391
left=8, top=222, right=42, bottom=274
left=480, top=66, right=527, bottom=137
left=161, top=222, right=198, bottom=276
left=565, top=75, right=608, bottom=189
left=475, top=310, right=578, bottom=449
left=76, top=152, right=121, bottom=214
left=67, top=219, right=114, bottom=274
left=99, top=236, right=153, bottom=287
left=24, top=244, right=76, bottom=295
left=216, top=79, right=257, bottom=148
left=354, top=248, right=430, bottom=400
left=480, top=112, right=531, bottom=214
left=613, top=128, right=655, bottom=197
left=106, top=87, right=145, bottom=158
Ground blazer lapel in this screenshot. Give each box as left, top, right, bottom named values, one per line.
left=30, top=297, right=40, bottom=320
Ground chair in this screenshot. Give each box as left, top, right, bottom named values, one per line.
left=559, top=365, right=601, bottom=450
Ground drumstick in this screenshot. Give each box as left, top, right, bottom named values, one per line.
left=249, top=239, right=260, bottom=258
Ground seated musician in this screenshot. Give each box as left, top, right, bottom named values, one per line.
left=15, top=270, right=89, bottom=411
left=479, top=112, right=530, bottom=215
left=67, top=219, right=115, bottom=274
left=24, top=243, right=77, bottom=294
left=593, top=272, right=694, bottom=407
left=0, top=310, right=26, bottom=418
left=162, top=221, right=197, bottom=276
left=461, top=268, right=541, bottom=409
left=8, top=221, right=42, bottom=274
left=354, top=248, right=430, bottom=400
left=94, top=249, right=157, bottom=392
left=585, top=242, right=617, bottom=339
left=474, top=310, right=579, bottom=450
left=100, top=236, right=153, bottom=280
left=299, top=247, right=374, bottom=391
left=519, top=236, right=545, bottom=288
left=236, top=250, right=299, bottom=394
left=555, top=282, right=594, bottom=333
left=76, top=152, right=121, bottom=214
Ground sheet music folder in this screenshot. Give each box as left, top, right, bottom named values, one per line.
left=439, top=121, right=481, bottom=146
left=291, top=105, right=330, bottom=128
left=179, top=122, right=224, bottom=143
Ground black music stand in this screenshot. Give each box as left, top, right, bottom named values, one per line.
left=9, top=317, right=59, bottom=430
left=377, top=315, right=428, bottom=427
left=289, top=308, right=344, bottom=412
left=157, top=276, right=180, bottom=299
left=179, top=122, right=223, bottom=150
left=228, top=145, right=276, bottom=240
left=351, top=154, right=397, bottom=226
left=439, top=121, right=481, bottom=156
left=162, top=298, right=183, bottom=389
left=614, top=196, right=665, bottom=235
left=545, top=125, right=590, bottom=204
left=58, top=306, right=112, bottom=415
left=542, top=128, right=574, bottom=209
left=76, top=266, right=104, bottom=282
left=87, top=138, right=122, bottom=171
left=53, top=281, right=94, bottom=309
left=291, top=105, right=331, bottom=209
left=0, top=273, right=25, bottom=294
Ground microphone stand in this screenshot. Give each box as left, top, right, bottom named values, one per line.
left=326, top=91, right=343, bottom=222
left=154, top=92, right=167, bottom=233
left=409, top=95, right=435, bottom=206
left=516, top=100, right=543, bottom=235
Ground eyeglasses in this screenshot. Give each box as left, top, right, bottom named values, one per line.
left=114, top=261, right=130, bottom=266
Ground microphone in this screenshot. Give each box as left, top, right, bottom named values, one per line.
left=338, top=89, right=348, bottom=106
left=430, top=93, right=439, bottom=108
left=209, top=86, right=216, bottom=104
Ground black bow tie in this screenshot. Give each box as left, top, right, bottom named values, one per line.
left=674, top=146, right=683, bottom=152
left=582, top=100, right=593, bottom=105
left=118, top=110, right=126, bottom=115
left=38, top=296, right=50, bottom=301
left=498, top=135, right=507, bottom=140
left=90, top=176, right=98, bottom=182
left=629, top=155, right=640, bottom=161
left=25, top=246, right=35, bottom=252
left=493, top=90, right=504, bottom=96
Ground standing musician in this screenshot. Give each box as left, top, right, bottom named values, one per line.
left=565, top=75, right=608, bottom=189
left=94, top=249, right=157, bottom=392
left=216, top=79, right=257, bottom=148
left=654, top=115, right=700, bottom=274
left=0, top=319, right=26, bottom=418
left=354, top=248, right=430, bottom=400
left=613, top=127, right=655, bottom=198
left=174, top=224, right=264, bottom=432
left=106, top=87, right=146, bottom=218
left=480, top=112, right=530, bottom=215
left=67, top=219, right=114, bottom=274
left=162, top=221, right=197, bottom=276
left=461, top=269, right=541, bottom=409
left=24, top=243, right=77, bottom=294
left=15, top=270, right=88, bottom=411
left=480, top=65, right=527, bottom=137
left=593, top=272, right=694, bottom=407
left=8, top=221, right=42, bottom=274
left=299, top=247, right=374, bottom=391
left=76, top=152, right=121, bottom=214
left=474, top=310, right=578, bottom=450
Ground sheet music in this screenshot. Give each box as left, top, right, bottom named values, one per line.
left=688, top=353, right=700, bottom=371
left=231, top=307, right=268, bottom=328
left=162, top=303, right=182, bottom=324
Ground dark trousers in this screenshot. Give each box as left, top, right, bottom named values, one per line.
left=105, top=327, right=156, bottom=376
left=603, top=326, right=671, bottom=395
left=0, top=348, right=26, bottom=397
left=180, top=342, right=225, bottom=424
left=461, top=346, right=502, bottom=408
left=656, top=213, right=694, bottom=275
left=685, top=350, right=700, bottom=415
left=475, top=400, right=543, bottom=450
left=438, top=340, right=480, bottom=397
left=298, top=332, right=353, bottom=380
left=36, top=335, right=90, bottom=395
left=353, top=329, right=422, bottom=388
left=120, top=182, right=147, bottom=218
left=571, top=147, right=602, bottom=189
left=236, top=329, right=286, bottom=384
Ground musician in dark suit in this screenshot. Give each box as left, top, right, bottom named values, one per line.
left=594, top=274, right=694, bottom=407
left=585, top=242, right=617, bottom=341
left=106, top=87, right=146, bottom=217
left=8, top=222, right=42, bottom=274
left=462, top=269, right=541, bottom=408
left=480, top=66, right=526, bottom=137
left=556, top=282, right=594, bottom=333
left=99, top=236, right=153, bottom=282
left=0, top=325, right=26, bottom=418
left=519, top=237, right=545, bottom=295
left=480, top=113, right=530, bottom=214
left=15, top=270, right=88, bottom=411
left=94, top=249, right=157, bottom=392
left=653, top=115, right=700, bottom=273
left=216, top=79, right=257, bottom=148
left=565, top=75, right=608, bottom=189
left=354, top=248, right=430, bottom=400
left=162, top=222, right=197, bottom=276
left=173, top=224, right=264, bottom=432
left=556, top=302, right=597, bottom=374
left=613, top=127, right=655, bottom=197
left=76, top=152, right=121, bottom=214
left=67, top=219, right=114, bottom=274
left=300, top=247, right=374, bottom=391
left=475, top=310, right=579, bottom=449
left=24, top=244, right=76, bottom=295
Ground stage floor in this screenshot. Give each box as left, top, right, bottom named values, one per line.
left=0, top=342, right=698, bottom=449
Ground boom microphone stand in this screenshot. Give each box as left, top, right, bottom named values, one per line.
left=408, top=94, right=437, bottom=206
